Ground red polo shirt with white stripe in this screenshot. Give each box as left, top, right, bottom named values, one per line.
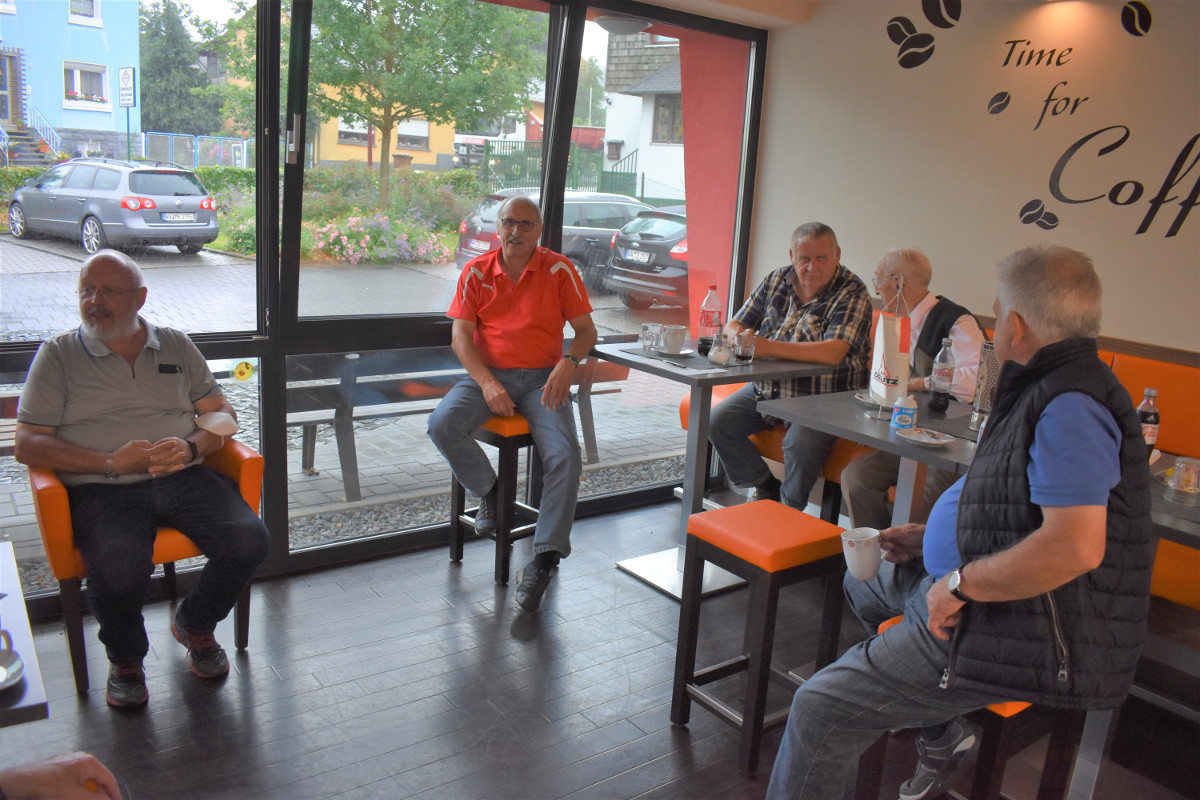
left=448, top=246, right=593, bottom=370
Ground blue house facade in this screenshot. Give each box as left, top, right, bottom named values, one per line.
left=0, top=0, right=140, bottom=155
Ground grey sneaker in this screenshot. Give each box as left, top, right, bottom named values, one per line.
left=898, top=718, right=980, bottom=800
left=475, top=484, right=498, bottom=536
left=514, top=564, right=553, bottom=612
left=105, top=661, right=148, bottom=708
left=172, top=611, right=230, bottom=679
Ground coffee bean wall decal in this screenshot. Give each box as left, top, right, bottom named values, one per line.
left=1020, top=199, right=1046, bottom=223
left=898, top=33, right=936, bottom=69
left=888, top=16, right=917, bottom=46
left=923, top=0, right=962, bottom=29
left=988, top=91, right=1012, bottom=114
left=1035, top=212, right=1061, bottom=230
left=1121, top=2, right=1152, bottom=36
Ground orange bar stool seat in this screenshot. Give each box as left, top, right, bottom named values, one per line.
left=855, top=616, right=1085, bottom=800
left=671, top=500, right=847, bottom=776
left=449, top=414, right=540, bottom=584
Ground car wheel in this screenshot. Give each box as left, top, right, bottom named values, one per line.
left=178, top=243, right=203, bottom=254
left=81, top=216, right=107, bottom=255
left=620, top=293, right=653, bottom=310
left=8, top=203, right=28, bottom=239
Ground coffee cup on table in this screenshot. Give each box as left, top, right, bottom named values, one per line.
left=660, top=325, right=687, bottom=355
left=841, top=527, right=882, bottom=581
left=1166, top=456, right=1200, bottom=505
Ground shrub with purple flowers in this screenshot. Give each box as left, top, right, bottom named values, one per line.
left=303, top=211, right=451, bottom=265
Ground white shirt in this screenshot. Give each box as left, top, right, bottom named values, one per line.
left=908, top=292, right=985, bottom=403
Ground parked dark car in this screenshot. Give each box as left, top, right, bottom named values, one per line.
left=605, top=205, right=688, bottom=309
left=453, top=188, right=650, bottom=290
left=8, top=157, right=219, bottom=255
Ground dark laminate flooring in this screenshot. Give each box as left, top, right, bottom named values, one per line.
left=4, top=503, right=1197, bottom=800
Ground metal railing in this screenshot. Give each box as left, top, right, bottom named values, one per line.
left=0, top=127, right=9, bottom=167
left=28, top=105, right=62, bottom=154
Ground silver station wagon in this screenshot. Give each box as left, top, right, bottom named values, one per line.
left=8, top=157, right=219, bottom=255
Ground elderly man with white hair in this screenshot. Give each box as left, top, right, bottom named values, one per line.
left=765, top=245, right=1154, bottom=800
left=841, top=248, right=987, bottom=529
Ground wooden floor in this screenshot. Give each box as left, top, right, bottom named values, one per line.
left=6, top=502, right=1198, bottom=800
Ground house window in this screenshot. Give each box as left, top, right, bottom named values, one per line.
left=395, top=119, right=430, bottom=150
left=337, top=117, right=370, bottom=146
left=64, top=62, right=108, bottom=104
left=653, top=94, right=683, bottom=144
left=648, top=34, right=678, bottom=46
left=68, top=0, right=101, bottom=25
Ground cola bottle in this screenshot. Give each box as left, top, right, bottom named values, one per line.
left=697, top=285, right=722, bottom=356
left=1137, top=387, right=1160, bottom=461
left=927, top=337, right=954, bottom=414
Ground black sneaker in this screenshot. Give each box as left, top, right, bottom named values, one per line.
left=106, top=661, right=148, bottom=708
left=752, top=474, right=781, bottom=502
left=475, top=483, right=498, bottom=536
left=898, top=718, right=981, bottom=800
left=514, top=563, right=553, bottom=612
left=172, top=612, right=230, bottom=679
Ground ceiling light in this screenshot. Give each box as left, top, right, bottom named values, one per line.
left=594, top=15, right=651, bottom=36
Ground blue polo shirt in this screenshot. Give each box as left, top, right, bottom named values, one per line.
left=922, top=392, right=1123, bottom=579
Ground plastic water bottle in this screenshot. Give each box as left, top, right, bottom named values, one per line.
left=1137, top=387, right=1160, bottom=460
left=890, top=395, right=918, bottom=430
left=928, top=337, right=955, bottom=414
left=697, top=285, right=722, bottom=356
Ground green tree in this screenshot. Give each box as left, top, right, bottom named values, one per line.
left=574, top=57, right=606, bottom=127
left=308, top=0, right=545, bottom=208
left=139, top=0, right=224, bottom=136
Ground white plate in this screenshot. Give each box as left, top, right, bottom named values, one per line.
left=855, top=392, right=894, bottom=410
left=656, top=348, right=695, bottom=356
left=0, top=648, right=25, bottom=692
left=897, top=428, right=956, bottom=446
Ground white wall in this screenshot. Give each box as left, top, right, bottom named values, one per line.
left=750, top=0, right=1199, bottom=351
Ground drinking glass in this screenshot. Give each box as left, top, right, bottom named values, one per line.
left=640, top=323, right=662, bottom=351
left=1166, top=456, right=1200, bottom=505
left=732, top=329, right=755, bottom=364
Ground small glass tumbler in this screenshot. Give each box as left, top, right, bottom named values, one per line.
left=640, top=322, right=663, bottom=351
left=732, top=329, right=756, bottom=365
left=1166, top=456, right=1200, bottom=505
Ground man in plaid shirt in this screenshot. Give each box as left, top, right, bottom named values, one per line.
left=709, top=222, right=872, bottom=507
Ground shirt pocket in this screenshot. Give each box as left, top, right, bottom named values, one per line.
left=784, top=311, right=827, bottom=342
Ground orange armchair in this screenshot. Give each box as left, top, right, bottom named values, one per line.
left=28, top=438, right=264, bottom=695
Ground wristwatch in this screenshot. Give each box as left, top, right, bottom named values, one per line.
left=947, top=567, right=973, bottom=603
left=563, top=354, right=580, bottom=367
left=185, top=438, right=199, bottom=461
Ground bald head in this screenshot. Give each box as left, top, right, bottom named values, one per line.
left=81, top=249, right=145, bottom=289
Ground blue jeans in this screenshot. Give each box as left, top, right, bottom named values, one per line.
left=427, top=368, right=581, bottom=558
left=707, top=384, right=837, bottom=507
left=764, top=562, right=1006, bottom=799
left=67, top=465, right=270, bottom=664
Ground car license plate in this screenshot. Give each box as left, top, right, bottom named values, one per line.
left=469, top=238, right=492, bottom=252
left=624, top=249, right=650, bottom=263
left=161, top=213, right=195, bottom=222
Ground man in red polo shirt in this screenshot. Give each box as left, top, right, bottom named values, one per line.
left=428, top=196, right=598, bottom=612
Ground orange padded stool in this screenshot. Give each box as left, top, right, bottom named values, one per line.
left=449, top=414, right=540, bottom=584
left=671, top=500, right=847, bottom=776
left=855, top=616, right=1086, bottom=800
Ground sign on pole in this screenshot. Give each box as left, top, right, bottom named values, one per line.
left=118, top=67, right=136, bottom=108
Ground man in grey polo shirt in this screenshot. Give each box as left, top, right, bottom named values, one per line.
left=15, top=250, right=269, bottom=709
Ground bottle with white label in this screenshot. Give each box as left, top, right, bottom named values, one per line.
left=890, top=395, right=918, bottom=430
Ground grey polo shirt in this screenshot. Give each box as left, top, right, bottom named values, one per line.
left=18, top=318, right=222, bottom=486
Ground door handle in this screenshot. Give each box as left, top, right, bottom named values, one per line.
left=286, top=113, right=300, bottom=165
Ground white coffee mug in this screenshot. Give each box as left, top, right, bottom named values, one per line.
left=842, top=527, right=882, bottom=581
left=660, top=325, right=687, bottom=355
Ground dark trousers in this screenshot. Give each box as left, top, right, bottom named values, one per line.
left=67, top=465, right=270, bottom=664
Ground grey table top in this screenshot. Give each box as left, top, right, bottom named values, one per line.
left=1, top=541, right=49, bottom=728
left=759, top=390, right=978, bottom=475
left=592, top=340, right=832, bottom=388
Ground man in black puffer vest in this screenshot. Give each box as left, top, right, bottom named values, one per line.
left=765, top=245, right=1153, bottom=800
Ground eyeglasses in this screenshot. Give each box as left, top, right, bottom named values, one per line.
left=498, top=218, right=540, bottom=232
left=871, top=273, right=904, bottom=289
left=77, top=287, right=140, bottom=300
